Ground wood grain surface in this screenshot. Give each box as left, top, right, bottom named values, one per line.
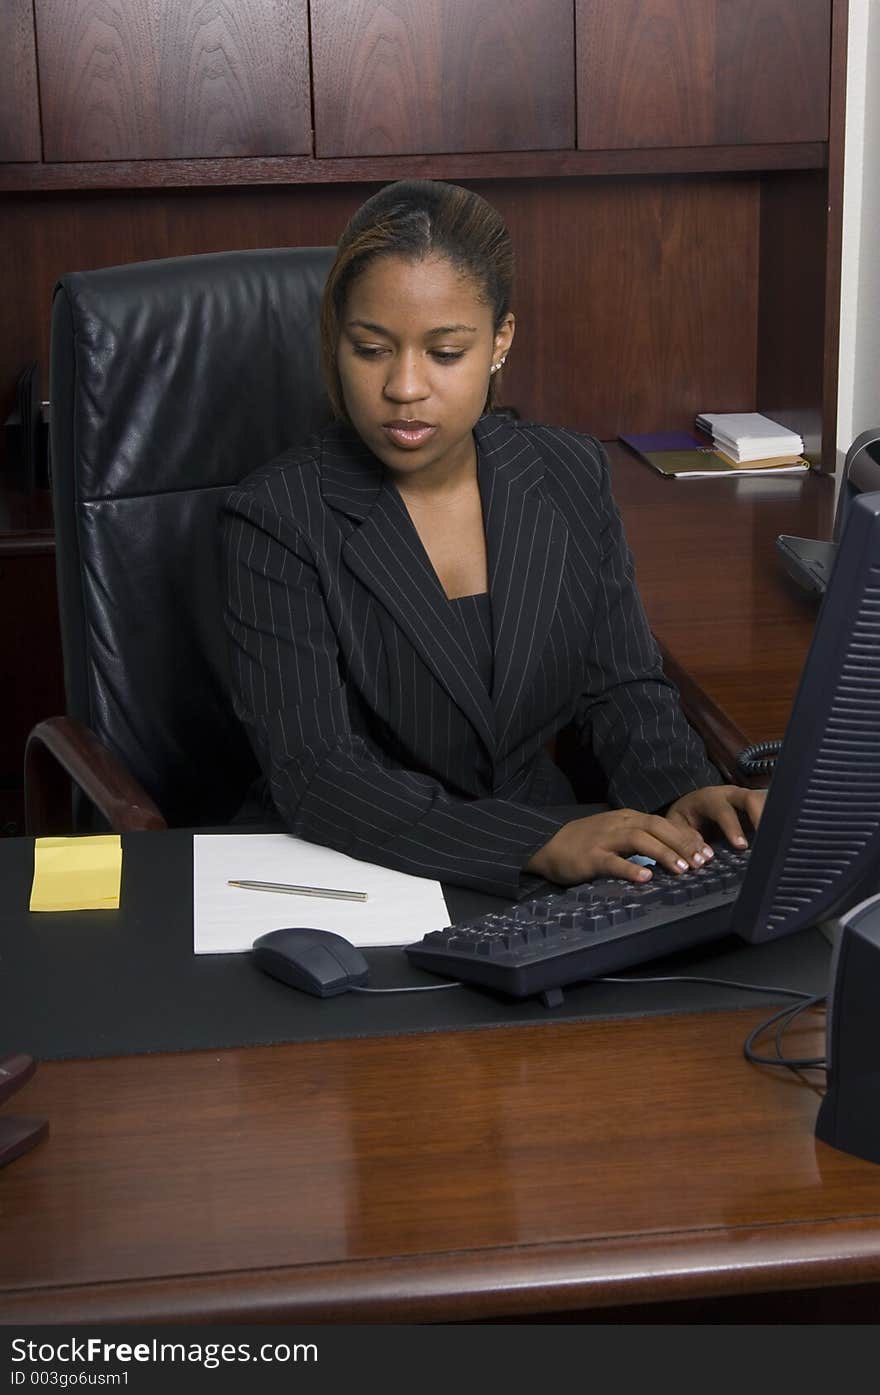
left=577, top=0, right=831, bottom=150
left=610, top=442, right=836, bottom=744
left=311, top=0, right=574, bottom=158
left=5, top=1000, right=879, bottom=1323
left=34, top=0, right=312, bottom=161
left=758, top=172, right=828, bottom=463
left=0, top=142, right=829, bottom=194
left=495, top=176, right=759, bottom=439
left=0, top=174, right=773, bottom=443
left=0, top=0, right=41, bottom=162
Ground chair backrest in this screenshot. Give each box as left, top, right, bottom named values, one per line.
left=50, top=246, right=336, bottom=826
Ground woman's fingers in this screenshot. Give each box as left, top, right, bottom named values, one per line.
left=527, top=799, right=756, bottom=888
left=597, top=852, right=657, bottom=883
left=628, top=813, right=711, bottom=869
left=572, top=811, right=714, bottom=880
left=666, top=785, right=769, bottom=852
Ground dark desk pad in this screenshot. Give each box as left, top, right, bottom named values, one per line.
left=0, top=830, right=831, bottom=1061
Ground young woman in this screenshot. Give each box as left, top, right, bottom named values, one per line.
left=223, top=179, right=764, bottom=898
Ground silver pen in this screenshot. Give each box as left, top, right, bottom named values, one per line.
left=228, top=879, right=368, bottom=902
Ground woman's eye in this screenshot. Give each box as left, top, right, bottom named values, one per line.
left=431, top=350, right=465, bottom=364
left=351, top=344, right=387, bottom=358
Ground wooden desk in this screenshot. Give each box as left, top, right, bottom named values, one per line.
left=5, top=1002, right=880, bottom=1324
left=610, top=445, right=837, bottom=774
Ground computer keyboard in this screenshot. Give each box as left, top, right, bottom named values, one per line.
left=405, top=846, right=750, bottom=1005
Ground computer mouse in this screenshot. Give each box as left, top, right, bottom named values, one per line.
left=251, top=926, right=370, bottom=998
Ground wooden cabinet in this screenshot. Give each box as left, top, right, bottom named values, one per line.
left=311, top=0, right=574, bottom=157
left=0, top=0, right=845, bottom=460
left=577, top=0, right=831, bottom=150
left=2, top=0, right=840, bottom=171
left=0, top=0, right=41, bottom=161
left=33, top=0, right=312, bottom=161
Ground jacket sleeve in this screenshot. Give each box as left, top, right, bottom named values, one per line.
left=222, top=488, right=567, bottom=899
left=571, top=445, right=722, bottom=810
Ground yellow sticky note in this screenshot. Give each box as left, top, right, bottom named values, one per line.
left=30, top=835, right=122, bottom=912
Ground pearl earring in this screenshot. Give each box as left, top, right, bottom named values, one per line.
left=490, top=355, right=507, bottom=375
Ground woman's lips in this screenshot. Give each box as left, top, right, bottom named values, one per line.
left=381, top=421, right=436, bottom=449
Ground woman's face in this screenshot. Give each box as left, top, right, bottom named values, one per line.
left=337, top=252, right=514, bottom=483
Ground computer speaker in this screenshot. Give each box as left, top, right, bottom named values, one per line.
left=815, top=891, right=880, bottom=1165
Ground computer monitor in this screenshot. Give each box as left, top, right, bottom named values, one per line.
left=832, top=429, right=880, bottom=543
left=734, top=486, right=880, bottom=945
left=776, top=427, right=880, bottom=596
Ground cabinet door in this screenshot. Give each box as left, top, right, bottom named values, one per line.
left=0, top=0, right=41, bottom=161
left=34, top=0, right=312, bottom=161
left=312, top=0, right=574, bottom=157
left=577, top=0, right=831, bottom=149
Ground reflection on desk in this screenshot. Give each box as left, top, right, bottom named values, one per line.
left=6, top=996, right=880, bottom=1324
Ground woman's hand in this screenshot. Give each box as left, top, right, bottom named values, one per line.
left=665, top=783, right=767, bottom=850
left=525, top=785, right=767, bottom=887
left=526, top=807, right=719, bottom=887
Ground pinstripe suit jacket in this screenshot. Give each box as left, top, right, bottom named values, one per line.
left=222, top=414, right=719, bottom=897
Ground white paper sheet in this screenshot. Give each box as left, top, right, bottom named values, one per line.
left=193, top=833, right=450, bottom=953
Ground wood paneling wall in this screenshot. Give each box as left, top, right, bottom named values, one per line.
left=496, top=177, right=758, bottom=435
left=0, top=176, right=761, bottom=444
left=757, top=171, right=828, bottom=457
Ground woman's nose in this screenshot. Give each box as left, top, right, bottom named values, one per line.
left=383, top=353, right=429, bottom=402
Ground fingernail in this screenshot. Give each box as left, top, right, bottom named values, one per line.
left=702, top=846, right=714, bottom=859
left=638, top=868, right=652, bottom=880
left=675, top=858, right=688, bottom=871
left=692, top=853, right=704, bottom=866
left=735, top=835, right=747, bottom=847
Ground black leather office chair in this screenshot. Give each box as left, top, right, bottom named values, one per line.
left=25, top=247, right=336, bottom=835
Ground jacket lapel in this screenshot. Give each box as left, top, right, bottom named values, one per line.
left=476, top=417, right=568, bottom=748
left=321, top=428, right=497, bottom=756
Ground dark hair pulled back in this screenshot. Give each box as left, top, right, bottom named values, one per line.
left=320, top=179, right=514, bottom=417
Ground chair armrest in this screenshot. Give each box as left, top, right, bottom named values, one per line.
left=656, top=641, right=767, bottom=789
left=24, top=717, right=167, bottom=836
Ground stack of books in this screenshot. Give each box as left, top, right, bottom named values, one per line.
left=695, top=412, right=805, bottom=467
left=619, top=412, right=809, bottom=480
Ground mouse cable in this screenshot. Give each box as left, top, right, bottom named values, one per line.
left=350, top=981, right=463, bottom=994
left=597, top=972, right=815, bottom=1001
left=355, top=972, right=817, bottom=1000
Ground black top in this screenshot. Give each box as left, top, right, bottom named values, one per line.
left=449, top=591, right=493, bottom=694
